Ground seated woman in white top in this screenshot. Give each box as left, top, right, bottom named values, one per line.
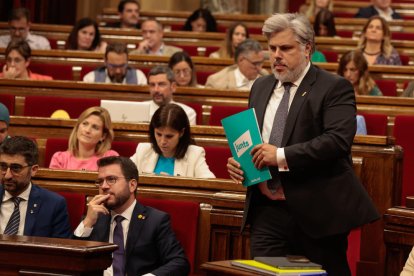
left=130, top=103, right=215, bottom=178
left=49, top=106, right=118, bottom=171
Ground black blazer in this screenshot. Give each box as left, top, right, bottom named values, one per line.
left=79, top=201, right=189, bottom=276
left=355, top=5, right=402, bottom=19
left=243, top=65, right=379, bottom=238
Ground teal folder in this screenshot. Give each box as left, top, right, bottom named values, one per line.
left=221, top=108, right=271, bottom=186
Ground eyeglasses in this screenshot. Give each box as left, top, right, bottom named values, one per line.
left=106, top=63, right=128, bottom=69
left=10, top=27, right=27, bottom=33
left=173, top=68, right=192, bottom=77
left=243, top=56, right=264, bottom=67
left=6, top=57, right=24, bottom=64
left=0, top=162, right=31, bottom=175
left=95, top=176, right=128, bottom=187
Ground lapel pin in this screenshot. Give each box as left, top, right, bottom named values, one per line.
left=138, top=214, right=146, bottom=220
left=301, top=91, right=307, bottom=97
left=30, top=210, right=34, bottom=214
left=33, top=204, right=37, bottom=208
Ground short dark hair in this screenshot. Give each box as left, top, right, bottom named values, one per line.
left=97, top=156, right=139, bottom=182
left=9, top=8, right=30, bottom=22
left=149, top=103, right=193, bottom=159
left=105, top=42, right=128, bottom=59
left=148, top=65, right=175, bottom=83
left=5, top=39, right=31, bottom=61
left=66, top=17, right=102, bottom=51
left=234, top=39, right=262, bottom=62
left=182, top=8, right=217, bottom=32
left=0, top=136, right=38, bottom=165
left=118, top=0, right=140, bottom=13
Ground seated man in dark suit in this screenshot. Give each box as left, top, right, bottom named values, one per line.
left=355, top=0, right=402, bottom=20
left=73, top=156, right=189, bottom=276
left=0, top=136, right=71, bottom=238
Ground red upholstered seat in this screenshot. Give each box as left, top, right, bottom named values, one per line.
left=336, top=30, right=354, bottom=38
left=56, top=191, right=86, bottom=231
left=138, top=197, right=199, bottom=274
left=29, top=63, right=73, bottom=80
left=183, top=102, right=202, bottom=125
left=204, top=146, right=232, bottom=178
left=321, top=50, right=338, bottom=63
left=400, top=54, right=410, bottom=66
left=0, top=94, right=15, bottom=115
left=358, top=113, right=388, bottom=136
left=209, top=105, right=248, bottom=126
left=392, top=32, right=414, bottom=41
left=394, top=115, right=414, bottom=205
left=23, top=95, right=100, bottom=118
left=44, top=138, right=68, bottom=167
left=111, top=141, right=138, bottom=157
left=375, top=79, right=397, bottom=97
left=347, top=228, right=361, bottom=276
left=196, top=71, right=214, bottom=85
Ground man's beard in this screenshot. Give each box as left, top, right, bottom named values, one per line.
left=272, top=56, right=308, bottom=83
left=109, top=73, right=126, bottom=84
left=104, top=190, right=130, bottom=210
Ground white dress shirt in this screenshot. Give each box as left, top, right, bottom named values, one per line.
left=0, top=183, right=31, bottom=235
left=261, top=62, right=311, bottom=171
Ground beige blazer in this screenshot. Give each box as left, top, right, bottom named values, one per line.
left=401, top=246, right=414, bottom=276
left=205, top=64, right=269, bottom=90
left=130, top=143, right=215, bottom=178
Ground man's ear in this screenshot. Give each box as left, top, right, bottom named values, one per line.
left=129, top=179, right=138, bottom=193
left=171, top=81, right=177, bottom=92
left=30, top=164, right=39, bottom=177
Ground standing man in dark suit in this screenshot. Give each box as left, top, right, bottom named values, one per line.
left=0, top=136, right=71, bottom=238
left=355, top=0, right=402, bottom=20
left=227, top=13, right=379, bottom=275
left=74, top=156, right=189, bottom=276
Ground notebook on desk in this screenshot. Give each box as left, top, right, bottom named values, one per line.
left=101, top=100, right=150, bottom=123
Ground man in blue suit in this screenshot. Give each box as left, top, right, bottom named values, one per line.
left=74, top=156, right=189, bottom=276
left=0, top=136, right=71, bottom=238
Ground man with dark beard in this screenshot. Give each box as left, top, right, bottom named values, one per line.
left=226, top=13, right=379, bottom=275
left=83, top=42, right=147, bottom=85
left=0, top=136, right=71, bottom=238
left=73, top=156, right=189, bottom=276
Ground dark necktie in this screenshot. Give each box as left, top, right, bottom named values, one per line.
left=267, top=82, right=293, bottom=193
left=112, top=215, right=125, bottom=276
left=4, top=197, right=22, bottom=235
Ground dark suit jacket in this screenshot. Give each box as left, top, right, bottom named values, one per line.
left=80, top=201, right=189, bottom=276
left=0, top=184, right=71, bottom=238
left=355, top=5, right=402, bottom=19
left=243, top=65, right=379, bottom=239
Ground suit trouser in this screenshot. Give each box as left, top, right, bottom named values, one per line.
left=249, top=197, right=351, bottom=276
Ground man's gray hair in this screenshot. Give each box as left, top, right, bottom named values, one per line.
left=148, top=65, right=175, bottom=83
left=262, top=13, right=315, bottom=54
left=234, top=39, right=263, bottom=62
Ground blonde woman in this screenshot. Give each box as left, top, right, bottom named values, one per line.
left=49, top=106, right=118, bottom=171
left=304, top=0, right=333, bottom=20
left=357, top=15, right=401, bottom=66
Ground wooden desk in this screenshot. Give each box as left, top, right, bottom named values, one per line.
left=384, top=206, right=414, bottom=276
left=0, top=235, right=116, bottom=275
left=201, top=260, right=264, bottom=276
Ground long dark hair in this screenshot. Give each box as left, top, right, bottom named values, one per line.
left=182, top=8, right=217, bottom=32
left=313, top=8, right=336, bottom=37
left=149, top=103, right=193, bottom=159
left=66, top=17, right=102, bottom=50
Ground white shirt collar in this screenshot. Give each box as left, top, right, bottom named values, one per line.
left=276, top=61, right=311, bottom=90
left=234, top=67, right=254, bottom=90
left=111, top=199, right=136, bottom=223
left=374, top=6, right=394, bottom=21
